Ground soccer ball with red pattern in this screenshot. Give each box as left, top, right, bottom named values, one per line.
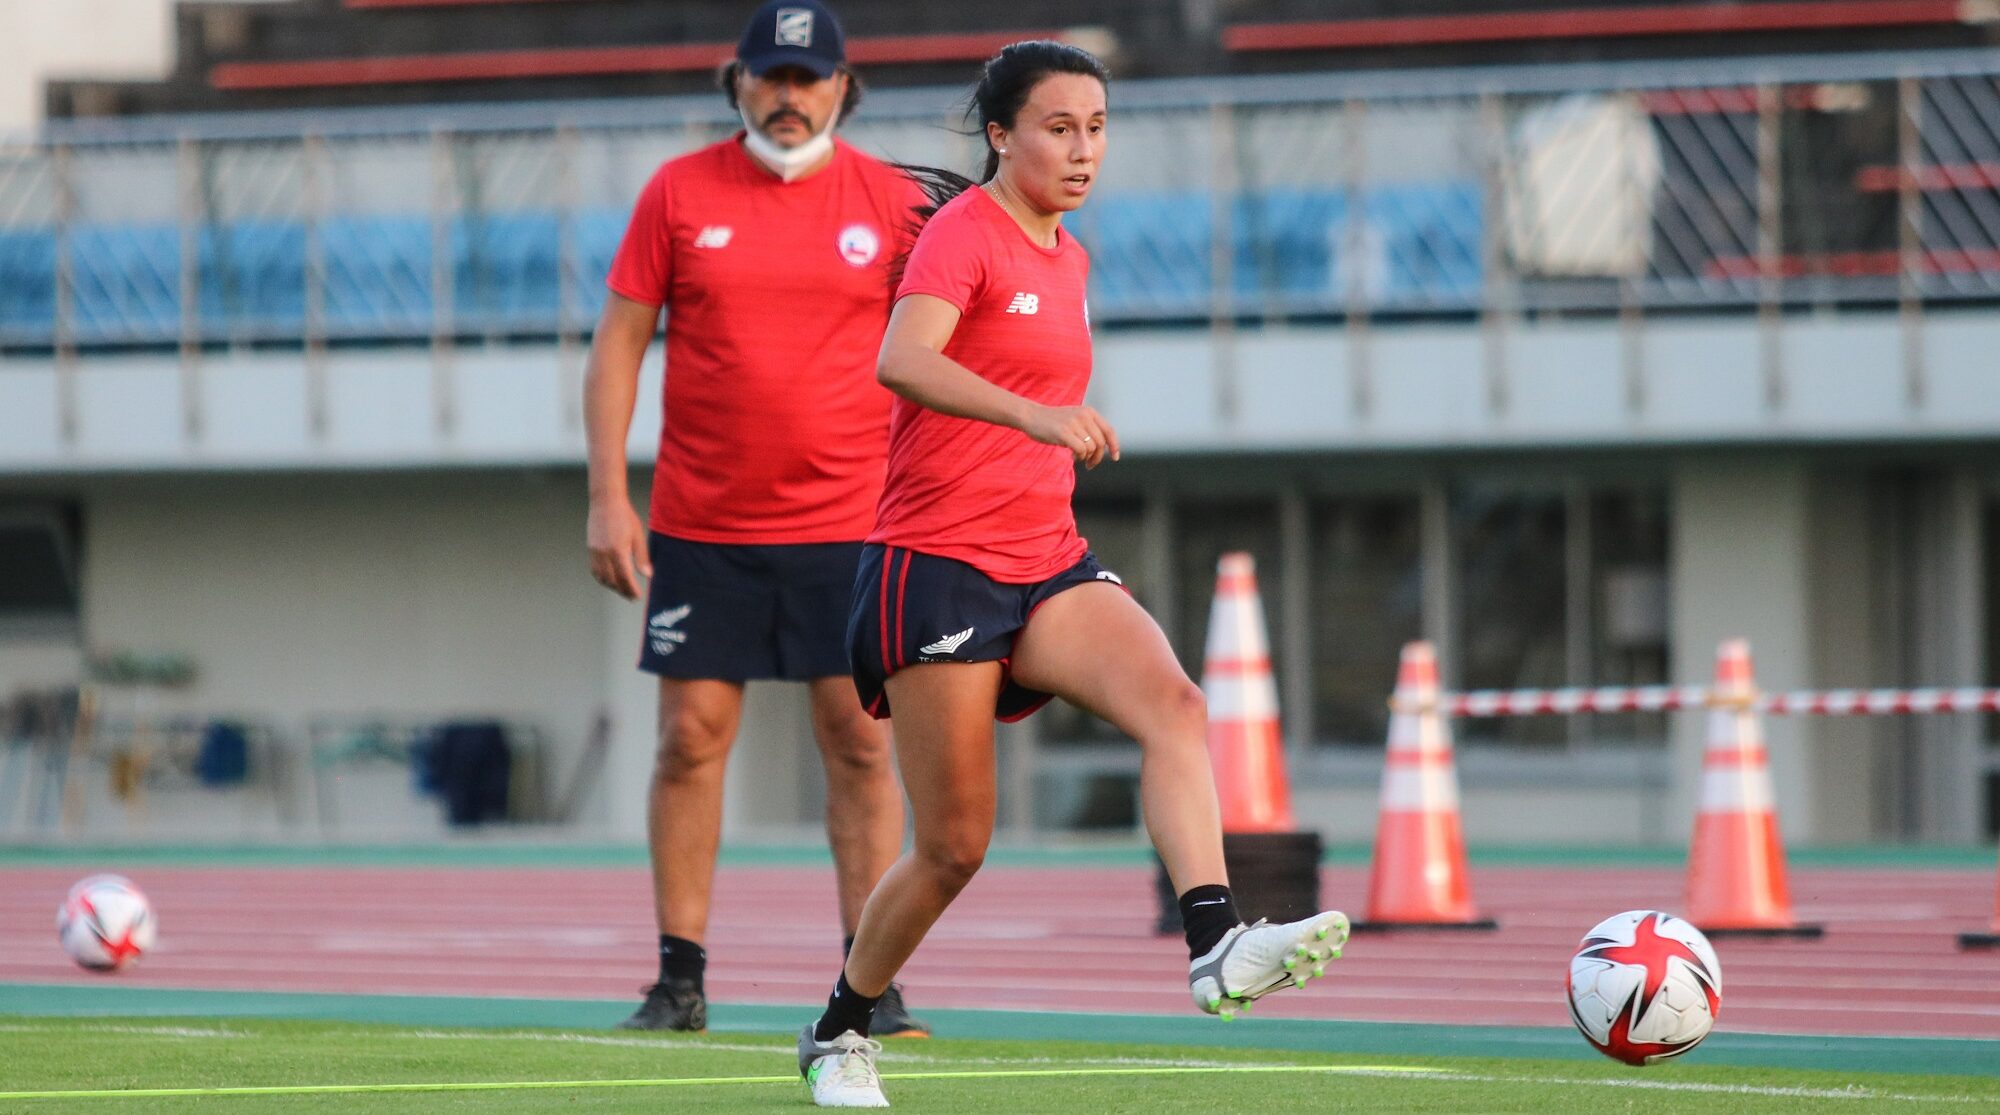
left=1565, top=909, right=1721, bottom=1065
left=57, top=875, right=157, bottom=972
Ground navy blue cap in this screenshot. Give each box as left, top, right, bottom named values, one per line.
left=736, top=1, right=846, bottom=78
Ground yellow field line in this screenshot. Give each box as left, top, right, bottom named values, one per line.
left=0, top=1064, right=1440, bottom=1101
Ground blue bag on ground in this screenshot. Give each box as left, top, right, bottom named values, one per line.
left=195, top=721, right=250, bottom=786
left=430, top=720, right=512, bottom=826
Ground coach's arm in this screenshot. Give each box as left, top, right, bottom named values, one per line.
left=583, top=292, right=663, bottom=600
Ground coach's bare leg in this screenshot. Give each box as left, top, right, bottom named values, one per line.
left=650, top=677, right=747, bottom=943
left=807, top=678, right=904, bottom=939
left=840, top=663, right=1003, bottom=996
left=1013, top=583, right=1228, bottom=895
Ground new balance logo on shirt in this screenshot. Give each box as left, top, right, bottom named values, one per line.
left=692, top=226, right=733, bottom=249
left=1005, top=292, right=1039, bottom=315
left=920, top=627, right=975, bottom=657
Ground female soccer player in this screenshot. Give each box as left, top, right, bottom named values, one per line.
left=794, top=41, right=1349, bottom=1108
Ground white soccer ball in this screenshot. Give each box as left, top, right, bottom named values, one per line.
left=1565, top=909, right=1721, bottom=1065
left=56, top=874, right=158, bottom=972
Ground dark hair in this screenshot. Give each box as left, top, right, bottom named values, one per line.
left=717, top=60, right=865, bottom=125
left=901, top=40, right=1111, bottom=216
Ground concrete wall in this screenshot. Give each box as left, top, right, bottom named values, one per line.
left=0, top=467, right=854, bottom=843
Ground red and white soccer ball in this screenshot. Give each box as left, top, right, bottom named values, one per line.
left=57, top=874, right=157, bottom=972
left=1565, top=909, right=1722, bottom=1065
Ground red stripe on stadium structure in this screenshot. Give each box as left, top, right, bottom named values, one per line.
left=1637, top=85, right=1869, bottom=116
left=1202, top=656, right=1271, bottom=677
left=893, top=548, right=912, bottom=671
left=211, top=31, right=1066, bottom=90
left=1856, top=162, right=2000, bottom=192
left=1222, top=1, right=1966, bottom=53
left=1707, top=249, right=2000, bottom=279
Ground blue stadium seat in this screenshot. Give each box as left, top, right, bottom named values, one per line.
left=0, top=184, right=1482, bottom=344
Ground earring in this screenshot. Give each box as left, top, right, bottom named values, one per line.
left=999, top=148, right=1008, bottom=154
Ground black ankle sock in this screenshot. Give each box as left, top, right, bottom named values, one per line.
left=843, top=935, right=856, bottom=956
left=813, top=971, right=880, bottom=1042
left=658, top=934, right=706, bottom=990
left=1178, top=884, right=1241, bottom=959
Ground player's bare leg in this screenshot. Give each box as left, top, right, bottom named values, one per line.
left=620, top=677, right=744, bottom=1031
left=807, top=678, right=928, bottom=1036
left=1013, top=583, right=1348, bottom=1018
left=1011, top=582, right=1224, bottom=891
left=839, top=662, right=1003, bottom=999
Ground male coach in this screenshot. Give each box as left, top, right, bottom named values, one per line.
left=583, top=0, right=927, bottom=1036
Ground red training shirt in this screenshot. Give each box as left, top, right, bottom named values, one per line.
left=869, top=187, right=1093, bottom=583
left=606, top=135, right=920, bottom=544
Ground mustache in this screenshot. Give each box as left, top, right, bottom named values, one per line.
left=762, top=109, right=811, bottom=129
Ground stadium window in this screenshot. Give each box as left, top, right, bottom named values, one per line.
left=1454, top=486, right=1570, bottom=747
left=0, top=506, right=83, bottom=638
left=1589, top=489, right=1672, bottom=746
left=1041, top=498, right=1147, bottom=745
left=1308, top=495, right=1422, bottom=747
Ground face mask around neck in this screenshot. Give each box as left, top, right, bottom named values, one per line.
left=740, top=104, right=837, bottom=182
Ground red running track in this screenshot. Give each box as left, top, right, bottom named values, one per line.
left=3, top=864, right=1997, bottom=1039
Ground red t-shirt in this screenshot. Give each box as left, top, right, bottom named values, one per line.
left=869, top=187, right=1093, bottom=583
left=606, top=136, right=920, bottom=544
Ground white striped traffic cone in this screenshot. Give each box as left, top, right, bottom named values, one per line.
left=1684, top=638, right=1822, bottom=938
left=1358, top=641, right=1494, bottom=930
left=1201, top=552, right=1296, bottom=833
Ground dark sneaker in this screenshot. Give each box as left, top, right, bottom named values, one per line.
left=870, top=982, right=930, bottom=1038
left=616, top=979, right=707, bottom=1032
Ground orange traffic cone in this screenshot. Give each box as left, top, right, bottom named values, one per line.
left=1202, top=552, right=1295, bottom=833
left=1959, top=851, right=2000, bottom=949
left=1357, top=641, right=1495, bottom=930
left=1685, top=639, right=1823, bottom=938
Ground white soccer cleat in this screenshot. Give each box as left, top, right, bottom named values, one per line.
left=1189, top=910, right=1350, bottom=1020
left=798, top=1026, right=890, bottom=1108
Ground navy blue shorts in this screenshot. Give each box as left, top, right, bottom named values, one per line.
left=638, top=533, right=861, bottom=682
left=848, top=544, right=1124, bottom=723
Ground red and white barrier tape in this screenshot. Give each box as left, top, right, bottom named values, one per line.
left=1400, top=686, right=2000, bottom=717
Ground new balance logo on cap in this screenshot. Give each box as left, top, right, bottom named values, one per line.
left=920, top=628, right=975, bottom=656
left=1005, top=292, right=1039, bottom=315
left=693, top=226, right=733, bottom=249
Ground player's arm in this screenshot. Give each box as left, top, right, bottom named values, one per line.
left=582, top=292, right=662, bottom=600
left=876, top=293, right=1120, bottom=469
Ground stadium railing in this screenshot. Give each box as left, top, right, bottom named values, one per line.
left=5, top=48, right=2000, bottom=349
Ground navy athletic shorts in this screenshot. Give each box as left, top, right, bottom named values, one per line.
left=638, top=532, right=862, bottom=682
left=848, top=544, right=1125, bottom=723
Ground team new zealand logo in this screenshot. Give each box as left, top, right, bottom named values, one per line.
left=649, top=604, right=691, bottom=656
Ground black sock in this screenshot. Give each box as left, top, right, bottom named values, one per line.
left=843, top=935, right=856, bottom=957
left=658, top=934, right=706, bottom=990
left=812, top=971, right=880, bottom=1042
left=1179, top=884, right=1241, bottom=959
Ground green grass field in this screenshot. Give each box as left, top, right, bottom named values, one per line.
left=3, top=1018, right=1995, bottom=1113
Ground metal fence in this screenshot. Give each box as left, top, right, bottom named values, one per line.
left=7, top=49, right=2000, bottom=350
